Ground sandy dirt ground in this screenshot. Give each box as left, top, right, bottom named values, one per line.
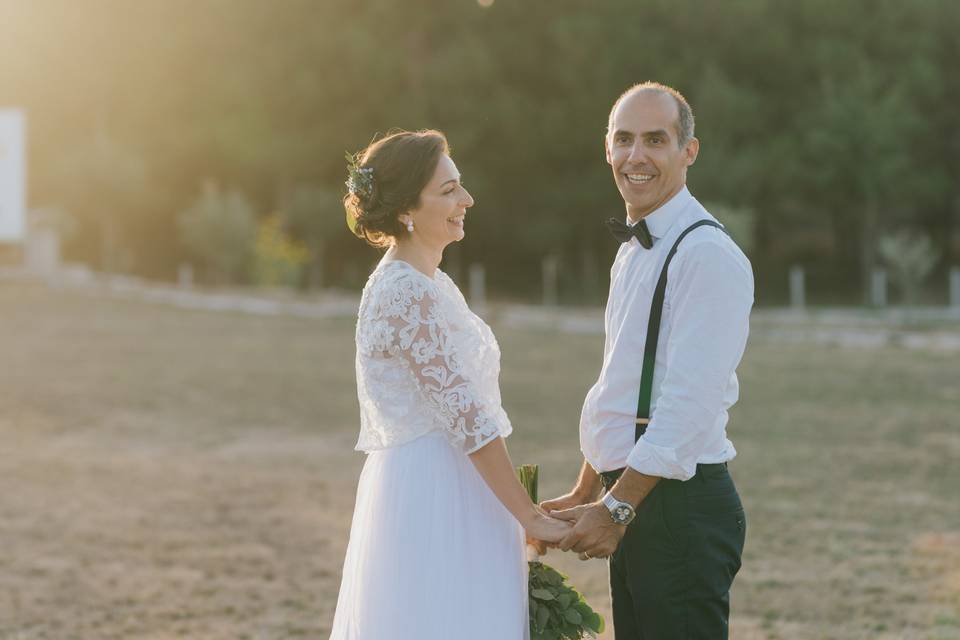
left=2, top=283, right=958, bottom=639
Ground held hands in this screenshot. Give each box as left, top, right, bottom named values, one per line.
left=524, top=505, right=573, bottom=556
left=548, top=501, right=627, bottom=561
left=527, top=489, right=594, bottom=556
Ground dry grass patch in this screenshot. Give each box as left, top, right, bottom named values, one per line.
left=1, top=283, right=957, bottom=639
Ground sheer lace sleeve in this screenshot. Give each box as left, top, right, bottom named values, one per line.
left=363, top=269, right=504, bottom=454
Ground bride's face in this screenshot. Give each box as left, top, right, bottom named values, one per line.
left=402, top=154, right=474, bottom=248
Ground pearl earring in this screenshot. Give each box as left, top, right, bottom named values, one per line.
left=406, top=220, right=414, bottom=233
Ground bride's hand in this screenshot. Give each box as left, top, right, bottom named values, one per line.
left=525, top=508, right=573, bottom=545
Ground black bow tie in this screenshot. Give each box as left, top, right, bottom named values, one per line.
left=605, top=217, right=653, bottom=249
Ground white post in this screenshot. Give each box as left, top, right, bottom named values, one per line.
left=871, top=268, right=888, bottom=307
left=0, top=109, right=26, bottom=243
left=24, top=229, right=60, bottom=276
left=950, top=267, right=960, bottom=308
left=542, top=256, right=558, bottom=306
left=469, top=263, right=486, bottom=311
left=178, top=263, right=194, bottom=288
left=789, top=265, right=805, bottom=310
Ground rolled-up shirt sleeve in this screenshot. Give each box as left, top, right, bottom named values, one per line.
left=625, top=240, right=754, bottom=480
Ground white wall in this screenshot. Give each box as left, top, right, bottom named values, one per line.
left=0, top=109, right=26, bottom=242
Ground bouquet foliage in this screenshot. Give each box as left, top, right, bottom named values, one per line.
left=517, top=464, right=605, bottom=640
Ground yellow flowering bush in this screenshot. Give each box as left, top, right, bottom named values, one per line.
left=252, top=213, right=310, bottom=287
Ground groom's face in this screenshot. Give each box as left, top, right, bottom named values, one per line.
left=606, top=91, right=698, bottom=220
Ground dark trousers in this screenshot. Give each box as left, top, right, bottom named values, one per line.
left=601, top=464, right=746, bottom=640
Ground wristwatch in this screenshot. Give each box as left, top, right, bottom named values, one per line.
left=602, top=491, right=636, bottom=526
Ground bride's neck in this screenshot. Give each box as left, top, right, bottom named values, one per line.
left=388, top=240, right=442, bottom=278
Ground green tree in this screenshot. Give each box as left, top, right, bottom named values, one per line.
left=804, top=65, right=930, bottom=299
left=283, top=185, right=344, bottom=289
left=878, top=229, right=940, bottom=306
left=252, top=213, right=309, bottom=288
left=177, top=183, right=257, bottom=284
left=52, top=132, right=148, bottom=273
left=6, top=0, right=957, bottom=301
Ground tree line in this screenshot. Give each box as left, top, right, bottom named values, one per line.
left=2, top=0, right=957, bottom=304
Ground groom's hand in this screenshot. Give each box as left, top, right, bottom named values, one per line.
left=539, top=492, right=590, bottom=550
left=540, top=488, right=592, bottom=515
left=550, top=502, right=626, bottom=559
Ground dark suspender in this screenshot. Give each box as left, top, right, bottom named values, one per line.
left=634, top=220, right=728, bottom=443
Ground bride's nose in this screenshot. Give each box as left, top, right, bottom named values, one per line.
left=461, top=187, right=475, bottom=208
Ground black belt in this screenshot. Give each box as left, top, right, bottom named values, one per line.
left=600, top=462, right=728, bottom=490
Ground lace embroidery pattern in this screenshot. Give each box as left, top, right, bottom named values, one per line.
left=355, top=262, right=509, bottom=454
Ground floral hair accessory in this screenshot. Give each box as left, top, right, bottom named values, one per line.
left=345, top=152, right=375, bottom=200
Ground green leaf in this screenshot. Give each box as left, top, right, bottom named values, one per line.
left=536, top=602, right=551, bottom=630
left=594, top=611, right=606, bottom=633
left=533, top=627, right=559, bottom=640
left=563, top=608, right=583, bottom=625
left=584, top=610, right=604, bottom=633
left=528, top=561, right=605, bottom=639
left=542, top=567, right=564, bottom=586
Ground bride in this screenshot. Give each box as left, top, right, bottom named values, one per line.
left=329, top=129, right=571, bottom=639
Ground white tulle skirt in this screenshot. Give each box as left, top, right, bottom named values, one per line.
left=329, top=430, right=529, bottom=639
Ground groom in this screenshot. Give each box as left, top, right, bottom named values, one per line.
left=541, top=82, right=754, bottom=639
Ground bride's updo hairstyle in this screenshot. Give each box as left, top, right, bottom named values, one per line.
left=344, top=129, right=449, bottom=248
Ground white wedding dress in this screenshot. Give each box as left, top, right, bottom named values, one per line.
left=329, top=257, right=529, bottom=640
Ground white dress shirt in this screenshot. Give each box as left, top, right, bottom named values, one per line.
left=579, top=186, right=754, bottom=481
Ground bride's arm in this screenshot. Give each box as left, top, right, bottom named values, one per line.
left=371, top=272, right=570, bottom=542
left=468, top=437, right=536, bottom=526
left=375, top=274, right=503, bottom=453
left=470, top=437, right=570, bottom=543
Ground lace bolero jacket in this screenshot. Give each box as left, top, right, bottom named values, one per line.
left=354, top=259, right=512, bottom=454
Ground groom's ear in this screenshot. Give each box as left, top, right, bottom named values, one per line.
left=603, top=134, right=612, bottom=165
left=684, top=137, right=700, bottom=167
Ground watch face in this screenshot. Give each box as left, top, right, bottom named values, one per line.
left=614, top=505, right=633, bottom=523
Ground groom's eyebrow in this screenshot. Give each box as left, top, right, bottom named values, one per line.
left=642, top=129, right=670, bottom=140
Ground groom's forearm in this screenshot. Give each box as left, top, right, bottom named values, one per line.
left=573, top=459, right=603, bottom=502
left=608, top=467, right=660, bottom=509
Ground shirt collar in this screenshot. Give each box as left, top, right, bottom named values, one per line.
left=627, top=185, right=692, bottom=240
